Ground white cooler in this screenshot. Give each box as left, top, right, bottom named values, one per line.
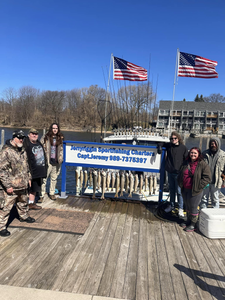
left=199, top=209, right=225, bottom=239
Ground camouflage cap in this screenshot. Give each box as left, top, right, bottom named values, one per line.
left=29, top=128, right=39, bottom=134
left=12, top=130, right=25, bottom=139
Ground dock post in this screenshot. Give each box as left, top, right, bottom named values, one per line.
left=0, top=129, right=4, bottom=150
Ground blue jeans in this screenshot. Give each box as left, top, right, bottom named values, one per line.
left=168, top=172, right=183, bottom=209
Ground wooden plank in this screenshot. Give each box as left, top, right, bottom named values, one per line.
left=51, top=200, right=105, bottom=291
left=146, top=206, right=161, bottom=300
left=85, top=202, right=128, bottom=296
left=171, top=225, right=200, bottom=300
left=155, top=221, right=175, bottom=300
left=58, top=200, right=116, bottom=293
left=109, top=202, right=134, bottom=299
left=122, top=203, right=141, bottom=300
left=176, top=228, right=213, bottom=300
left=136, top=204, right=148, bottom=300
left=162, top=223, right=188, bottom=300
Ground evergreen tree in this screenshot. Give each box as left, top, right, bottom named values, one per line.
left=194, top=94, right=200, bottom=102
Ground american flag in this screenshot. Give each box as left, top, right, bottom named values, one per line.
left=113, top=56, right=147, bottom=81
left=178, top=51, right=218, bottom=78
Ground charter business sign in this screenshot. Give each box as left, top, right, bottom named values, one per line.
left=64, top=141, right=163, bottom=172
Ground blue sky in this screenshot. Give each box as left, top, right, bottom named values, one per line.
left=0, top=0, right=224, bottom=103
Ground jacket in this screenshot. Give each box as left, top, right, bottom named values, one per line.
left=40, top=135, right=63, bottom=165
left=0, top=140, right=31, bottom=191
left=165, top=142, right=188, bottom=174
left=178, top=159, right=211, bottom=197
left=202, top=137, right=225, bottom=188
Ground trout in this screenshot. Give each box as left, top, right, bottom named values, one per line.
left=100, top=171, right=106, bottom=200
left=120, top=172, right=125, bottom=197
left=153, top=176, right=157, bottom=194
left=111, top=173, right=115, bottom=191
left=97, top=170, right=101, bottom=190
left=106, top=172, right=111, bottom=191
left=89, top=170, right=93, bottom=187
left=149, top=175, right=153, bottom=195
left=144, top=175, right=148, bottom=192
left=114, top=172, right=120, bottom=198
left=128, top=173, right=134, bottom=198
left=75, top=169, right=79, bottom=188
left=139, top=174, right=143, bottom=194
left=92, top=170, right=97, bottom=199
left=80, top=170, right=83, bottom=189
left=134, top=174, right=138, bottom=192
left=84, top=170, right=88, bottom=188
left=125, top=172, right=129, bottom=193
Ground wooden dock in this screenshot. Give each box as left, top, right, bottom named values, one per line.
left=0, top=196, right=225, bottom=300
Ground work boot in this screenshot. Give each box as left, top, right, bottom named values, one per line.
left=180, top=212, right=190, bottom=228
left=184, top=215, right=198, bottom=232
left=49, top=195, right=56, bottom=201
left=0, top=229, right=10, bottom=237
left=38, top=197, right=44, bottom=203
left=29, top=203, right=42, bottom=210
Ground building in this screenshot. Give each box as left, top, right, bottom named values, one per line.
left=157, top=100, right=225, bottom=133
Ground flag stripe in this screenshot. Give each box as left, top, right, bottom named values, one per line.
left=113, top=56, right=147, bottom=81
left=178, top=51, right=218, bottom=79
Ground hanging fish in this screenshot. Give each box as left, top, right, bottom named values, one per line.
left=114, top=172, right=120, bottom=198
left=111, top=173, right=115, bottom=191
left=89, top=170, right=93, bottom=187
left=92, top=170, right=97, bottom=199
left=149, top=175, right=153, bottom=196
left=125, top=172, right=129, bottom=193
left=153, top=176, right=157, bottom=194
left=75, top=169, right=79, bottom=188
left=100, top=171, right=106, bottom=200
left=120, top=172, right=125, bottom=197
left=144, top=175, right=148, bottom=192
left=134, top=174, right=139, bottom=192
left=84, top=170, right=88, bottom=188
left=128, top=173, right=134, bottom=198
left=106, top=172, right=111, bottom=191
left=80, top=170, right=84, bottom=190
left=97, top=170, right=101, bottom=190
left=139, top=174, right=143, bottom=194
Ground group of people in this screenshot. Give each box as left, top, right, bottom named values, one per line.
left=162, top=131, right=225, bottom=232
left=0, top=123, right=64, bottom=237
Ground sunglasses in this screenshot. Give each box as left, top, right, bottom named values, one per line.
left=17, top=136, right=25, bottom=140
left=170, top=137, right=178, bottom=140
left=30, top=132, right=38, bottom=135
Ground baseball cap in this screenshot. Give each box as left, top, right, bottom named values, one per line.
left=29, top=128, right=39, bottom=134
left=12, top=130, right=25, bottom=139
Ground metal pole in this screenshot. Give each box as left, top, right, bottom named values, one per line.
left=170, top=48, right=179, bottom=135
left=104, top=53, right=113, bottom=138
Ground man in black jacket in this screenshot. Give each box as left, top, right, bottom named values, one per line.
left=164, top=131, right=188, bottom=216
left=23, top=128, right=47, bottom=210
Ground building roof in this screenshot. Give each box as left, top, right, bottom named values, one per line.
left=159, top=100, right=225, bottom=111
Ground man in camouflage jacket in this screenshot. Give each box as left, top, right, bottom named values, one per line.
left=0, top=130, right=35, bottom=237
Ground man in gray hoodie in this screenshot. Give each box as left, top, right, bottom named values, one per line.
left=200, top=137, right=225, bottom=209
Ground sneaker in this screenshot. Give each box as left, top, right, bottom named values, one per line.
left=164, top=205, right=172, bottom=213
left=178, top=208, right=184, bottom=218
left=20, top=216, right=35, bottom=223
left=29, top=203, right=42, bottom=210
left=49, top=195, right=56, bottom=201
left=0, top=229, right=11, bottom=237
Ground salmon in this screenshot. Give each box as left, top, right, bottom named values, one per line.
left=128, top=173, right=134, bottom=198
left=100, top=171, right=106, bottom=200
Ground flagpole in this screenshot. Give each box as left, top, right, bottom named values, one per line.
left=104, top=53, right=113, bottom=139
left=169, top=48, right=179, bottom=135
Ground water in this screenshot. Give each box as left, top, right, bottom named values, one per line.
left=1, top=127, right=225, bottom=194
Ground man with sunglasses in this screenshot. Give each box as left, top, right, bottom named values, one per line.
left=0, top=130, right=35, bottom=237
left=23, top=128, right=47, bottom=210
left=164, top=131, right=188, bottom=216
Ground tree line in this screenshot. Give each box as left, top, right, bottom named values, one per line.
left=0, top=83, right=158, bottom=131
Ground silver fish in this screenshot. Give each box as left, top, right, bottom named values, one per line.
left=149, top=175, right=153, bottom=195
left=100, top=171, right=106, bottom=200
left=114, top=172, right=120, bottom=198
left=80, top=170, right=84, bottom=189
left=111, top=173, right=115, bottom=191
left=89, top=170, right=93, bottom=187
left=128, top=173, right=134, bottom=198
left=120, top=172, right=125, bottom=197
left=75, top=169, right=79, bottom=188
left=153, top=176, right=157, bottom=194
left=125, top=172, right=129, bottom=193
left=144, top=175, right=148, bottom=192
left=84, top=170, right=88, bottom=188
left=97, top=170, right=101, bottom=190
left=92, top=170, right=97, bottom=199
left=139, top=174, right=143, bottom=194
left=134, top=174, right=138, bottom=192
left=106, top=172, right=111, bottom=191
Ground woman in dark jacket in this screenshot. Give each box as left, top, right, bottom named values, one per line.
left=177, top=147, right=211, bottom=232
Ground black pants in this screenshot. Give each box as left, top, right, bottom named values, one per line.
left=182, top=188, right=203, bottom=215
